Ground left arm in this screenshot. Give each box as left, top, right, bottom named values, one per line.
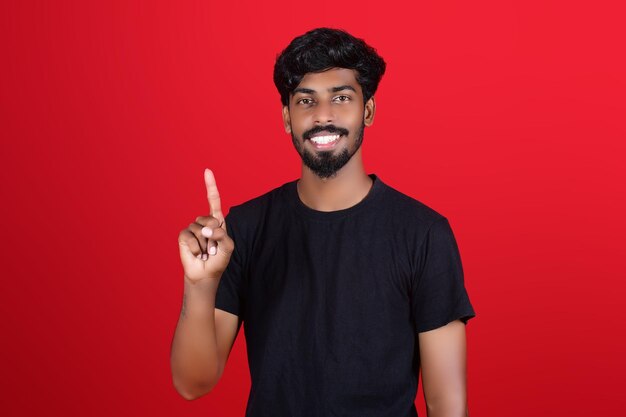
left=419, top=319, right=469, bottom=417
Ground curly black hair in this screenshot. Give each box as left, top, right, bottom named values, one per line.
left=273, top=28, right=386, bottom=106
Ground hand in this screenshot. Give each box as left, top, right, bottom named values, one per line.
left=178, top=169, right=234, bottom=283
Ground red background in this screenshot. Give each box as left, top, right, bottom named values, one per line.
left=2, top=1, right=625, bottom=416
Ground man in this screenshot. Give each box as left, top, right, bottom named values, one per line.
left=171, top=28, right=476, bottom=417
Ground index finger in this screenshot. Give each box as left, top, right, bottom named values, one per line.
left=204, top=168, right=223, bottom=221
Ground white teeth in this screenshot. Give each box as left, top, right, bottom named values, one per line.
left=311, top=135, right=340, bottom=144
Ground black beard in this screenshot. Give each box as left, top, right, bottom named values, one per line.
left=291, top=123, right=365, bottom=179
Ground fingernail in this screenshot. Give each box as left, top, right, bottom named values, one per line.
left=201, top=253, right=208, bottom=261
left=201, top=227, right=213, bottom=237
left=196, top=254, right=201, bottom=259
left=209, top=246, right=217, bottom=255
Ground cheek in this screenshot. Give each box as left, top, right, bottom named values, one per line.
left=339, top=106, right=364, bottom=123
left=290, top=117, right=309, bottom=134
left=345, top=117, right=364, bottom=131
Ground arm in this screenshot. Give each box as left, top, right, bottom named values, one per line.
left=170, top=279, right=240, bottom=400
left=170, top=168, right=240, bottom=400
left=419, top=319, right=469, bottom=417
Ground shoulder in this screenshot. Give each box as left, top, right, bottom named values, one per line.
left=372, top=177, right=461, bottom=257
left=376, top=178, right=447, bottom=228
left=225, top=180, right=295, bottom=232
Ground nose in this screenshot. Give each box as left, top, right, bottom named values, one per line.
left=312, top=100, right=335, bottom=124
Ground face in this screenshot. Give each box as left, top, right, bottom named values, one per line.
left=282, top=68, right=376, bottom=179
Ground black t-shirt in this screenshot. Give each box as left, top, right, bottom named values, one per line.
left=215, top=174, right=476, bottom=417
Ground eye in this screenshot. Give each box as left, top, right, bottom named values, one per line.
left=297, top=98, right=314, bottom=105
left=333, top=95, right=351, bottom=102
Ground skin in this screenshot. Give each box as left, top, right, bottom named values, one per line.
left=282, top=68, right=375, bottom=211
left=171, top=169, right=240, bottom=400
left=171, top=68, right=470, bottom=416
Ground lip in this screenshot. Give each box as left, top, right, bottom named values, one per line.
left=309, top=130, right=336, bottom=138
left=308, top=134, right=342, bottom=150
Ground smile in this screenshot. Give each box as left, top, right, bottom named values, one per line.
left=310, top=135, right=341, bottom=149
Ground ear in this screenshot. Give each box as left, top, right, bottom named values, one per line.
left=282, top=105, right=292, bottom=134
left=364, top=97, right=376, bottom=127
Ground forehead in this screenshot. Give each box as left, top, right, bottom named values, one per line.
left=295, top=68, right=361, bottom=93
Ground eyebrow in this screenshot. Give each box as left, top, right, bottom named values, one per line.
left=331, top=85, right=357, bottom=93
left=292, top=85, right=357, bottom=95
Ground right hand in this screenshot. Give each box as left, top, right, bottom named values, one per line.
left=178, top=169, right=234, bottom=283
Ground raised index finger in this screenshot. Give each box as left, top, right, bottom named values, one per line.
left=204, top=168, right=223, bottom=222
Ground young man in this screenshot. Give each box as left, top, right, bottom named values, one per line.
left=171, top=28, right=476, bottom=417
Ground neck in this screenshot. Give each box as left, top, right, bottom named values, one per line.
left=297, top=149, right=373, bottom=212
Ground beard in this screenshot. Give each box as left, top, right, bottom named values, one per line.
left=291, top=122, right=365, bottom=179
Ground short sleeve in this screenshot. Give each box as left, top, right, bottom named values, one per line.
left=214, top=210, right=247, bottom=318
left=412, top=217, right=475, bottom=333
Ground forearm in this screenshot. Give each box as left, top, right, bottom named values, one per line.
left=170, top=277, right=221, bottom=399
left=426, top=397, right=468, bottom=417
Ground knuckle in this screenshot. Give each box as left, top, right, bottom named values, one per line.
left=195, top=215, right=211, bottom=225
left=214, top=227, right=229, bottom=240
left=220, top=236, right=234, bottom=250
left=189, top=238, right=201, bottom=251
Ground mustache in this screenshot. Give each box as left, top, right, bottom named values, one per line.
left=302, top=124, right=349, bottom=140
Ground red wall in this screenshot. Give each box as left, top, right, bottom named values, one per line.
left=2, top=1, right=625, bottom=416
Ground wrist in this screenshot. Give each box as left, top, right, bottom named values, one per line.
left=183, top=275, right=220, bottom=293
left=180, top=277, right=220, bottom=317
